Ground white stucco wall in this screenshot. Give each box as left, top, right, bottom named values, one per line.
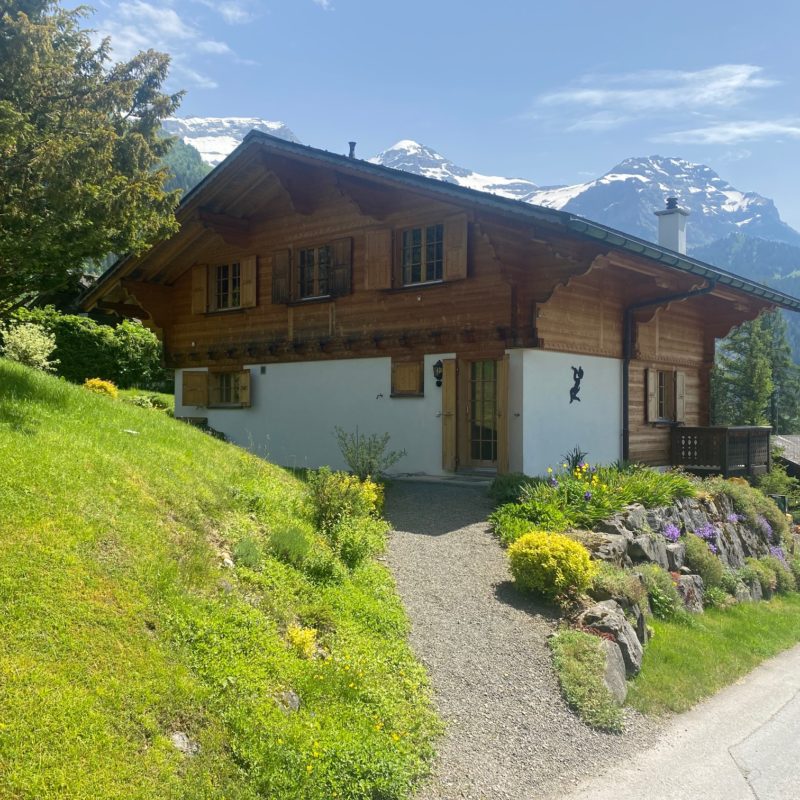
left=175, top=354, right=455, bottom=475
left=518, top=350, right=622, bottom=476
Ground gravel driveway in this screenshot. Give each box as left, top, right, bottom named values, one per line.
left=385, top=480, right=657, bottom=800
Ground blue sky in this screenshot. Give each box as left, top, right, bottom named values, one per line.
left=92, top=0, right=800, bottom=228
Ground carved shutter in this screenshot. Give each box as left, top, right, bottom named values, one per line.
left=271, top=249, right=291, bottom=304
left=391, top=360, right=422, bottom=395
left=330, top=237, right=353, bottom=297
left=365, top=228, right=392, bottom=290
left=442, top=359, right=457, bottom=471
left=497, top=355, right=509, bottom=474
left=240, top=255, right=257, bottom=308
left=646, top=368, right=659, bottom=422
left=182, top=371, right=208, bottom=407
left=444, top=213, right=468, bottom=281
left=675, top=370, right=686, bottom=423
left=239, top=369, right=251, bottom=407
left=191, top=264, right=208, bottom=314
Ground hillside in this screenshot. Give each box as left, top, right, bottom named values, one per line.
left=0, top=361, right=438, bottom=799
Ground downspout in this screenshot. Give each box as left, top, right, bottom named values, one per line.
left=622, top=280, right=717, bottom=461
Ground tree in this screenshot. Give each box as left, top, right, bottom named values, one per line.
left=161, top=137, right=211, bottom=196
left=0, top=1, right=183, bottom=317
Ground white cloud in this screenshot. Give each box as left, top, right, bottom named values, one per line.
left=313, top=0, right=333, bottom=9
left=197, top=40, right=233, bottom=55
left=118, top=1, right=197, bottom=40
left=196, top=0, right=254, bottom=24
left=654, top=120, right=800, bottom=145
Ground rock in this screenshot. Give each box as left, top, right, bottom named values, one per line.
left=277, top=689, right=301, bottom=713
left=577, top=600, right=643, bottom=676
left=170, top=731, right=200, bottom=756
left=591, top=533, right=630, bottom=566
left=734, top=581, right=752, bottom=603
left=676, top=574, right=705, bottom=613
left=594, top=517, right=634, bottom=539
left=629, top=603, right=650, bottom=646
left=600, top=639, right=628, bottom=705
left=748, top=577, right=763, bottom=602
left=679, top=565, right=692, bottom=575
left=665, top=542, right=686, bottom=571
left=624, top=504, right=649, bottom=533
left=628, top=534, right=670, bottom=570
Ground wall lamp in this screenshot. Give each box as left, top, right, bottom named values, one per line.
left=432, top=360, right=444, bottom=387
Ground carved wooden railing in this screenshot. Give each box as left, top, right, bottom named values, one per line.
left=670, top=426, right=772, bottom=477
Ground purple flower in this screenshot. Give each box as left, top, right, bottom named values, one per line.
left=548, top=476, right=558, bottom=488
left=584, top=490, right=592, bottom=501
left=727, top=513, right=742, bottom=524
left=770, top=545, right=787, bottom=565
left=708, top=542, right=719, bottom=555
left=756, top=515, right=775, bottom=543
left=662, top=523, right=681, bottom=543
left=694, top=522, right=719, bottom=543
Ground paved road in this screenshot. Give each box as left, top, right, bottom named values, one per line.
left=563, top=642, right=800, bottom=800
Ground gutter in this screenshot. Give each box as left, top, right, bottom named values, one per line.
left=621, top=281, right=718, bottom=462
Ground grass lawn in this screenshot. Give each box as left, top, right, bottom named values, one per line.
left=117, top=386, right=175, bottom=411
left=0, top=360, right=439, bottom=799
left=628, top=593, right=800, bottom=715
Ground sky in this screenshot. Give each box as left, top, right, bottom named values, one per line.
left=91, top=0, right=800, bottom=228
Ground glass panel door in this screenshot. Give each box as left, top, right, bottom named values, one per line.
left=468, top=360, right=498, bottom=465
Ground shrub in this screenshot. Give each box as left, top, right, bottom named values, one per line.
left=307, top=468, right=382, bottom=532
left=549, top=629, right=623, bottom=732
left=83, top=378, right=118, bottom=398
left=683, top=533, right=724, bottom=589
left=270, top=525, right=313, bottom=567
left=704, top=586, right=734, bottom=609
left=285, top=624, right=317, bottom=659
left=487, top=473, right=537, bottom=506
left=589, top=562, right=647, bottom=611
left=303, top=543, right=347, bottom=585
left=790, top=557, right=800, bottom=587
left=761, top=555, right=796, bottom=594
left=0, top=322, right=59, bottom=372
left=719, top=569, right=741, bottom=596
left=507, top=531, right=596, bottom=599
left=744, top=557, right=778, bottom=596
left=330, top=515, right=389, bottom=570
left=334, top=426, right=406, bottom=480
left=489, top=504, right=538, bottom=546
left=636, top=564, right=684, bottom=620
left=232, top=536, right=262, bottom=570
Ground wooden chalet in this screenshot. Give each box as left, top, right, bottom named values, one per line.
left=82, top=132, right=800, bottom=477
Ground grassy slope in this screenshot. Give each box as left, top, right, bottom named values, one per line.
left=0, top=361, right=438, bottom=799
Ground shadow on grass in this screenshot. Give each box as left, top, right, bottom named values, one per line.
left=493, top=579, right=562, bottom=623
left=0, top=363, right=72, bottom=435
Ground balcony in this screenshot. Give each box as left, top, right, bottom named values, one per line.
left=670, top=426, right=772, bottom=478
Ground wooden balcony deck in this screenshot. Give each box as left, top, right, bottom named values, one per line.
left=670, top=426, right=772, bottom=478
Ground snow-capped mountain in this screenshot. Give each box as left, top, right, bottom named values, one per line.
left=370, top=140, right=540, bottom=202
left=162, top=117, right=300, bottom=166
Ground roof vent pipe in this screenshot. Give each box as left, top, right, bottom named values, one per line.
left=654, top=196, right=689, bottom=254
left=348, top=141, right=356, bottom=158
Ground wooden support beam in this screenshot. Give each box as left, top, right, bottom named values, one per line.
left=335, top=173, right=405, bottom=220
left=96, top=301, right=150, bottom=319
left=261, top=153, right=321, bottom=215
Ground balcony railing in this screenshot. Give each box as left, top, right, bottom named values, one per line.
left=670, top=426, right=772, bottom=477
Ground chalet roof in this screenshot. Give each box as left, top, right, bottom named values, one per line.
left=84, top=130, right=800, bottom=313
left=773, top=435, right=800, bottom=466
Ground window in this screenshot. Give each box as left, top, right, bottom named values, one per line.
left=298, top=245, right=331, bottom=298
left=212, top=262, right=241, bottom=310
left=401, top=223, right=443, bottom=285
left=647, top=368, right=685, bottom=423
left=192, top=258, right=257, bottom=314
left=391, top=359, right=423, bottom=396
left=181, top=369, right=251, bottom=408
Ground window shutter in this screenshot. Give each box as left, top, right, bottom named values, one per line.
left=271, top=249, right=291, bottom=304
left=391, top=361, right=422, bottom=395
left=646, top=368, right=658, bottom=422
left=675, top=370, right=686, bottom=422
left=240, top=255, right=257, bottom=308
left=191, top=264, right=208, bottom=314
left=208, top=373, right=222, bottom=407
left=239, top=369, right=251, bottom=407
left=365, top=228, right=392, bottom=290
left=443, top=213, right=468, bottom=281
left=182, top=371, right=208, bottom=407
left=330, top=237, right=352, bottom=297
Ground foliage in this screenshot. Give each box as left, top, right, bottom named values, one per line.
left=285, top=624, right=317, bottom=660
left=487, top=472, right=538, bottom=506
left=744, top=557, right=778, bottom=596
left=0, top=359, right=440, bottom=798
left=636, top=564, right=685, bottom=621
left=83, top=377, right=118, bottom=398
left=549, top=629, right=623, bottom=732
left=507, top=531, right=596, bottom=599
left=560, top=445, right=588, bottom=472
left=628, top=595, right=800, bottom=715
left=0, top=321, right=58, bottom=372
left=703, top=586, right=734, bottom=609
left=160, top=136, right=211, bottom=196
left=761, top=555, right=796, bottom=594
left=756, top=458, right=799, bottom=505
left=328, top=515, right=390, bottom=571
left=14, top=306, right=165, bottom=388
left=270, top=525, right=313, bottom=568
left=0, top=0, right=181, bottom=315
left=790, top=557, right=800, bottom=588
left=589, top=561, right=648, bottom=612
left=232, top=535, right=262, bottom=570
left=334, top=426, right=406, bottom=480
left=683, top=533, right=724, bottom=589
left=307, top=467, right=382, bottom=533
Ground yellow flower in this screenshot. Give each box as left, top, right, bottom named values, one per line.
left=306, top=765, right=313, bottom=773
left=391, top=733, right=401, bottom=742
left=562, top=463, right=568, bottom=469
left=547, top=467, right=553, bottom=474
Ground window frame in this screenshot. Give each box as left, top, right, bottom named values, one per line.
left=296, top=243, right=333, bottom=300
left=647, top=368, right=685, bottom=424
left=208, top=369, right=248, bottom=408
left=399, top=222, right=444, bottom=287
left=210, top=261, right=242, bottom=311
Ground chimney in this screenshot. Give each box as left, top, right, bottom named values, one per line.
left=654, top=196, right=689, bottom=254
left=348, top=141, right=356, bottom=159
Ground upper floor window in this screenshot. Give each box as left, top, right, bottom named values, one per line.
left=646, top=368, right=686, bottom=423
left=213, top=262, right=241, bottom=310
left=401, top=223, right=443, bottom=285
left=298, top=245, right=332, bottom=298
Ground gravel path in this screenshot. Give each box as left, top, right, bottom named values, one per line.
left=385, top=480, right=658, bottom=800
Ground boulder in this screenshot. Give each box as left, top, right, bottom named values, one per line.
left=594, top=517, right=634, bottom=539
left=665, top=542, right=686, bottom=571
left=624, top=504, right=649, bottom=533
left=577, top=600, right=643, bottom=676
left=628, top=534, right=670, bottom=570
left=748, top=577, right=763, bottom=602
left=734, top=581, right=753, bottom=604
left=592, top=533, right=631, bottom=566
left=676, top=574, right=705, bottom=613
left=170, top=731, right=200, bottom=756
left=277, top=689, right=301, bottom=713
left=600, top=639, right=628, bottom=705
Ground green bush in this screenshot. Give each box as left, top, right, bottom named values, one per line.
left=489, top=504, right=539, bottom=545
left=589, top=562, right=648, bottom=611
left=703, top=586, right=733, bottom=609
left=0, top=321, right=59, bottom=372
left=488, top=473, right=538, bottom=506
left=334, top=426, right=406, bottom=479
left=232, top=536, right=262, bottom=570
left=549, top=629, right=623, bottom=732
left=329, top=515, right=390, bottom=570
left=744, top=557, right=778, bottom=596
left=790, top=557, right=800, bottom=587
left=507, top=531, right=596, bottom=599
left=761, top=556, right=796, bottom=594
left=683, top=533, right=724, bottom=589
left=719, top=569, right=742, bottom=596
left=637, top=564, right=684, bottom=620
left=303, top=543, right=347, bottom=585
left=270, top=525, right=313, bottom=567
left=307, top=467, right=382, bottom=532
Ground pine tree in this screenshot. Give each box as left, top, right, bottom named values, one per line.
left=762, top=310, right=800, bottom=432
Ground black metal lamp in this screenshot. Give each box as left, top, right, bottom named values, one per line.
left=432, top=360, right=444, bottom=387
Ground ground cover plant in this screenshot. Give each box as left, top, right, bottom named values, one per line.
left=0, top=359, right=439, bottom=799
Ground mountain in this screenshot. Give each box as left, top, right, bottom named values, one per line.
left=161, top=117, right=300, bottom=166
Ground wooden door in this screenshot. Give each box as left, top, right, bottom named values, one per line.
left=497, top=355, right=509, bottom=474
left=441, top=359, right=457, bottom=471
left=462, top=359, right=499, bottom=468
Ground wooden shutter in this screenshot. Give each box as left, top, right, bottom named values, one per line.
left=497, top=355, right=509, bottom=474
left=182, top=371, right=208, bottom=407
left=391, top=360, right=422, bottom=396
left=239, top=369, right=251, bottom=407
left=271, top=249, right=291, bottom=304
left=191, top=264, right=208, bottom=314
left=675, top=370, right=686, bottom=423
left=365, top=228, right=393, bottom=290
left=443, top=213, right=468, bottom=281
left=240, top=255, right=257, bottom=308
left=442, top=359, right=457, bottom=471
left=330, top=237, right=353, bottom=297
left=646, top=368, right=658, bottom=422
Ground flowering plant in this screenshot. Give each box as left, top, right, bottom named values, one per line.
left=662, top=523, right=681, bottom=543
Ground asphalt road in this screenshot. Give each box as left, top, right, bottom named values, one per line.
left=562, top=643, right=800, bottom=800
